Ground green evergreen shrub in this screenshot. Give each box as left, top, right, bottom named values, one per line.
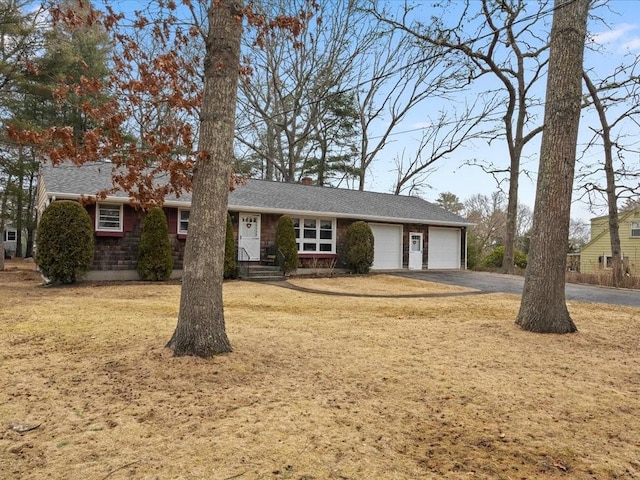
left=224, top=213, right=237, bottom=279
left=136, top=207, right=173, bottom=281
left=480, top=245, right=527, bottom=270
left=466, top=233, right=483, bottom=270
left=514, top=250, right=528, bottom=269
left=345, top=221, right=374, bottom=274
left=36, top=200, right=95, bottom=284
left=275, top=215, right=298, bottom=274
left=480, top=245, right=504, bottom=268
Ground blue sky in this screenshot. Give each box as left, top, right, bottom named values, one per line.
left=90, top=0, right=639, bottom=223
left=365, top=0, right=640, bottom=223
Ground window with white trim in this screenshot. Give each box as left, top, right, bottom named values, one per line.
left=599, top=255, right=613, bottom=269
left=632, top=221, right=640, bottom=238
left=292, top=217, right=335, bottom=253
left=178, top=209, right=190, bottom=234
left=96, top=203, right=123, bottom=232
left=599, top=254, right=624, bottom=269
left=5, top=230, right=16, bottom=241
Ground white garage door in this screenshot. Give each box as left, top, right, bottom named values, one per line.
left=428, top=227, right=461, bottom=269
left=370, top=223, right=402, bottom=269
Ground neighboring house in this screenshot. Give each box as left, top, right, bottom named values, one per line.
left=580, top=208, right=640, bottom=274
left=3, top=225, right=20, bottom=258
left=36, top=162, right=473, bottom=280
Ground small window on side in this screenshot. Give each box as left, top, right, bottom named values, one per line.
left=96, top=204, right=123, bottom=232
left=179, top=210, right=190, bottom=234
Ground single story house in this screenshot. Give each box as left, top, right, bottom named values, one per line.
left=36, top=162, right=473, bottom=280
left=580, top=208, right=640, bottom=274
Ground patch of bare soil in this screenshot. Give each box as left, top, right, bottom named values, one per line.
left=1, top=268, right=639, bottom=479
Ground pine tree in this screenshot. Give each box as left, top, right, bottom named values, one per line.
left=2, top=0, right=111, bottom=257
left=224, top=213, right=237, bottom=279
left=345, top=221, right=374, bottom=274
left=275, top=216, right=298, bottom=274
left=36, top=201, right=95, bottom=283
left=137, top=208, right=173, bottom=281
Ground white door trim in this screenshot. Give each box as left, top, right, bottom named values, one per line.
left=238, top=213, right=261, bottom=261
left=408, top=232, right=423, bottom=270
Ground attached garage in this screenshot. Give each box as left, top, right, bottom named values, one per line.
left=370, top=223, right=403, bottom=269
left=39, top=163, right=473, bottom=279
left=428, top=227, right=461, bottom=269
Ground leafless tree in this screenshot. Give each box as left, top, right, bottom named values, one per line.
left=372, top=0, right=551, bottom=273
left=568, top=217, right=589, bottom=253
left=237, top=0, right=477, bottom=191
left=516, top=202, right=532, bottom=251
left=391, top=99, right=493, bottom=195
left=578, top=56, right=640, bottom=286
left=236, top=0, right=368, bottom=184
left=353, top=24, right=472, bottom=191
left=464, top=191, right=507, bottom=255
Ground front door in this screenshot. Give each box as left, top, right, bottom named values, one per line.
left=238, top=213, right=261, bottom=261
left=408, top=232, right=423, bottom=270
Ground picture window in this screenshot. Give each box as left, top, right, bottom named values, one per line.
left=291, top=217, right=336, bottom=254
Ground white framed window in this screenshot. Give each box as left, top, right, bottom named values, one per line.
left=599, top=255, right=613, bottom=269
left=631, top=221, right=640, bottom=238
left=599, top=254, right=624, bottom=269
left=5, top=230, right=16, bottom=242
left=96, top=203, right=123, bottom=232
left=178, top=209, right=190, bottom=234
left=292, top=217, right=335, bottom=253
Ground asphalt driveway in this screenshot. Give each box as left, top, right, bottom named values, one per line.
left=393, top=270, right=640, bottom=308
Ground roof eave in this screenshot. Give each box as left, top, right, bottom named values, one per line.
left=161, top=199, right=192, bottom=208
left=227, top=204, right=473, bottom=227
left=44, top=192, right=472, bottom=226
left=45, top=192, right=192, bottom=208
left=46, top=192, right=130, bottom=203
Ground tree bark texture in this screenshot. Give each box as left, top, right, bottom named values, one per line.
left=169, top=0, right=241, bottom=357
left=502, top=147, right=520, bottom=275
left=515, top=0, right=589, bottom=333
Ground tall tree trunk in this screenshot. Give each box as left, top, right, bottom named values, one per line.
left=168, top=0, right=241, bottom=357
left=515, top=0, right=589, bottom=333
left=265, top=121, right=275, bottom=181
left=0, top=173, right=12, bottom=235
left=582, top=72, right=624, bottom=287
left=15, top=147, right=24, bottom=258
left=25, top=169, right=36, bottom=257
left=604, top=154, right=624, bottom=286
left=502, top=149, right=520, bottom=274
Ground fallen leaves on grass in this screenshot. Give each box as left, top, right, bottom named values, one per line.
left=1, top=261, right=639, bottom=479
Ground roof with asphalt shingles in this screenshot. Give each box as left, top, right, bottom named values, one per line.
left=41, top=162, right=131, bottom=199
left=40, top=162, right=471, bottom=226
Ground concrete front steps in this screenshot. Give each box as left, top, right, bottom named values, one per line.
left=241, top=264, right=284, bottom=281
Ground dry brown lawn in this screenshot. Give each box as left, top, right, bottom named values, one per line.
left=1, top=261, right=639, bottom=480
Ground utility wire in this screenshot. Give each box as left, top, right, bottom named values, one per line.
left=100, top=0, right=569, bottom=134
left=234, top=0, right=567, bottom=134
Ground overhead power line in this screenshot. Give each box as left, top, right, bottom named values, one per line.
left=235, top=0, right=567, bottom=134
